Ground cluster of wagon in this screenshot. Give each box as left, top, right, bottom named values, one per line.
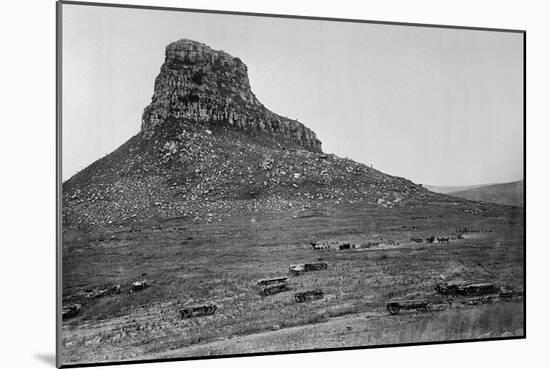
left=63, top=234, right=522, bottom=324
left=257, top=261, right=328, bottom=303
left=385, top=281, right=523, bottom=315
left=410, top=236, right=450, bottom=244
left=311, top=240, right=381, bottom=250
left=62, top=259, right=330, bottom=321
left=168, top=261, right=329, bottom=320
left=62, top=280, right=152, bottom=319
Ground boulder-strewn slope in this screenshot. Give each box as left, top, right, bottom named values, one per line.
left=63, top=122, right=448, bottom=227
left=62, top=39, right=481, bottom=228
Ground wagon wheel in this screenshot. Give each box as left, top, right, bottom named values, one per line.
left=387, top=303, right=401, bottom=315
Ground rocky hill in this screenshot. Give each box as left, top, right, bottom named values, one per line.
left=63, top=39, right=469, bottom=228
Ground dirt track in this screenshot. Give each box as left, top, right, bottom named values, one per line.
left=151, top=300, right=524, bottom=359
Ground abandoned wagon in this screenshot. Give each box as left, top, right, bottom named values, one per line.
left=434, top=281, right=499, bottom=297
left=338, top=243, right=352, bottom=250
left=289, top=262, right=328, bottom=275
left=259, top=282, right=290, bottom=296
left=311, top=242, right=330, bottom=250
left=294, top=289, right=324, bottom=303
left=85, top=284, right=122, bottom=299
left=257, top=276, right=288, bottom=287
left=179, top=304, right=217, bottom=319
left=386, top=299, right=430, bottom=315
left=130, top=280, right=148, bottom=293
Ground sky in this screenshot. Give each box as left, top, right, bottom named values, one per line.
left=62, top=4, right=524, bottom=186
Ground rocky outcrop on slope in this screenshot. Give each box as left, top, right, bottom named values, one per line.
left=141, top=39, right=322, bottom=152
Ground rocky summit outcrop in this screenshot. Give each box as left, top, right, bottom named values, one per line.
left=141, top=39, right=322, bottom=152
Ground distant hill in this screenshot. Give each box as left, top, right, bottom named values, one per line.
left=424, top=184, right=495, bottom=195
left=446, top=180, right=524, bottom=207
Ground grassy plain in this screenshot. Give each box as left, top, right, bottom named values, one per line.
left=61, top=201, right=524, bottom=365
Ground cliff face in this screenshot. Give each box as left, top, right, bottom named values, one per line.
left=141, top=39, right=322, bottom=152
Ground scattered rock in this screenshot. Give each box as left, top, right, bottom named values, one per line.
left=261, top=157, right=274, bottom=170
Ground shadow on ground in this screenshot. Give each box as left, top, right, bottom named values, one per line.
left=34, top=353, right=56, bottom=367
